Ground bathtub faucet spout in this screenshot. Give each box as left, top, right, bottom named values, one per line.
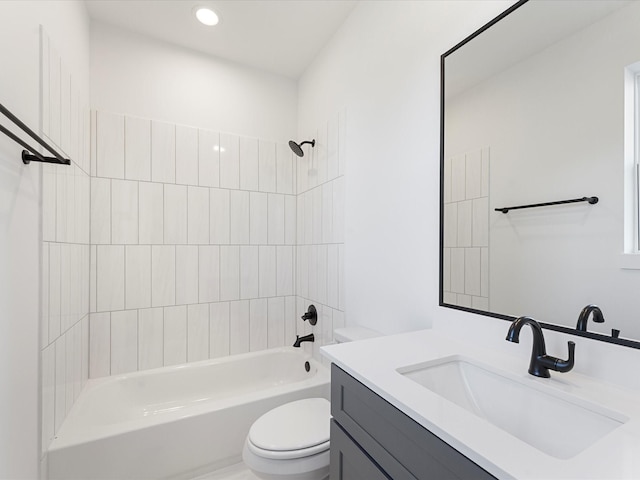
left=293, top=334, right=314, bottom=347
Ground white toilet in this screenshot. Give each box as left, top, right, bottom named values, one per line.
left=242, top=326, right=381, bottom=480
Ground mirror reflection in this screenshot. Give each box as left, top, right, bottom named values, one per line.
left=441, top=0, right=640, bottom=342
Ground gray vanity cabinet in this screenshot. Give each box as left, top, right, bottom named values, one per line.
left=330, top=364, right=496, bottom=480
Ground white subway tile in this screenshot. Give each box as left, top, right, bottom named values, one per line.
left=230, top=190, right=250, bottom=244
left=187, top=186, right=210, bottom=244
left=327, top=244, right=339, bottom=309
left=457, top=200, right=472, bottom=247
left=308, top=247, right=318, bottom=301
left=297, top=153, right=308, bottom=194
left=96, top=245, right=125, bottom=312
left=138, top=307, right=164, bottom=370
left=151, top=121, right=176, bottom=183
left=250, top=299, right=268, bottom=351
left=285, top=195, right=296, bottom=246
left=164, top=184, right=188, bottom=244
left=230, top=300, right=250, bottom=355
left=175, top=125, right=198, bottom=186
left=297, top=194, right=305, bottom=246
left=220, top=246, right=240, bottom=301
left=90, top=110, right=97, bottom=176
left=317, top=245, right=328, bottom=305
left=210, top=188, right=230, bottom=245
left=338, top=244, right=345, bottom=311
left=320, top=305, right=333, bottom=348
left=451, top=154, right=466, bottom=202
left=43, top=165, right=56, bottom=242
left=49, top=47, right=61, bottom=146
left=481, top=247, right=489, bottom=298
left=450, top=248, right=465, bottom=294
left=259, top=246, right=276, bottom=298
left=276, top=143, right=294, bottom=195
left=298, top=246, right=309, bottom=299
left=89, top=246, right=96, bottom=313
left=199, top=245, right=220, bottom=303
left=250, top=192, right=268, bottom=245
left=443, top=203, right=458, bottom=248
left=56, top=168, right=67, bottom=242
left=333, top=308, right=345, bottom=331
left=322, top=183, right=333, bottom=244
left=443, top=291, right=457, bottom=305
left=481, top=147, right=490, bottom=197
left=199, top=129, right=220, bottom=187
left=338, top=108, right=347, bottom=176
left=332, top=177, right=345, bottom=243
left=444, top=157, right=452, bottom=204
left=188, top=304, right=209, bottom=362
left=268, top=194, right=285, bottom=245
left=276, top=246, right=294, bottom=297
left=284, top=296, right=296, bottom=346
left=219, top=133, right=239, bottom=189
left=42, top=32, right=50, bottom=139
left=42, top=243, right=50, bottom=347
left=443, top=247, right=451, bottom=292
left=240, top=136, right=259, bottom=191
left=240, top=246, right=259, bottom=300
left=125, top=116, right=151, bottom=181
left=81, top=316, right=89, bottom=387
left=125, top=245, right=151, bottom=310
left=312, top=187, right=322, bottom=244
left=466, top=149, right=482, bottom=199
left=316, top=123, right=328, bottom=185
left=164, top=306, right=187, bottom=366
left=464, top=247, right=481, bottom=296
left=304, top=191, right=313, bottom=245
left=112, top=179, right=138, bottom=244
left=61, top=65, right=71, bottom=155
left=327, top=114, right=339, bottom=181
left=472, top=296, right=489, bottom=311
left=151, top=246, right=176, bottom=307
left=96, top=111, right=124, bottom=179
left=59, top=245, right=71, bottom=331
left=111, top=310, right=138, bottom=375
left=258, top=140, right=276, bottom=193
left=210, top=302, right=230, bottom=358
left=457, top=294, right=472, bottom=308
left=91, top=175, right=112, bottom=244
left=54, top=335, right=66, bottom=431
left=42, top=344, right=55, bottom=450
left=175, top=246, right=198, bottom=305
left=89, top=312, right=110, bottom=378
left=139, top=182, right=164, bottom=244
left=472, top=197, right=489, bottom=247
left=267, top=297, right=285, bottom=348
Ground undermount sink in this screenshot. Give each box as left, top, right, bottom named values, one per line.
left=397, top=356, right=627, bottom=459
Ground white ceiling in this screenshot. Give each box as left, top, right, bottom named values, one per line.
left=84, top=0, right=358, bottom=79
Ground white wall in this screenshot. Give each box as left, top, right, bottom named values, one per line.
left=0, top=1, right=90, bottom=477
left=91, top=22, right=297, bottom=143
left=298, top=0, right=513, bottom=334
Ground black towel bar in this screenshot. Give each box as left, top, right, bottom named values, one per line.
left=0, top=102, right=70, bottom=165
left=495, top=196, right=598, bottom=214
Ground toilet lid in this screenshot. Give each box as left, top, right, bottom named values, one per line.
left=248, top=398, right=330, bottom=453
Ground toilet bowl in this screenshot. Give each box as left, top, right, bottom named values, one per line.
left=242, top=398, right=331, bottom=480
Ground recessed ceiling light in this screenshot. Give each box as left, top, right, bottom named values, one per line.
left=195, top=7, right=219, bottom=26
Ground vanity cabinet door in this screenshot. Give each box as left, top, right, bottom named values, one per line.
left=330, top=420, right=390, bottom=480
left=331, top=364, right=496, bottom=480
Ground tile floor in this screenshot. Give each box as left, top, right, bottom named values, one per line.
left=192, top=463, right=260, bottom=480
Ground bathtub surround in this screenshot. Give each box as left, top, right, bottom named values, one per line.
left=40, top=28, right=91, bottom=466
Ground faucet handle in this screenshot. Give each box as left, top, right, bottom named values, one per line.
left=301, top=305, right=317, bottom=325
left=553, top=341, right=575, bottom=373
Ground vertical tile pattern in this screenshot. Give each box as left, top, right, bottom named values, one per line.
left=87, top=108, right=348, bottom=378
left=443, top=146, right=490, bottom=308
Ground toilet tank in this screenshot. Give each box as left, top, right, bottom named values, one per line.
left=334, top=326, right=381, bottom=343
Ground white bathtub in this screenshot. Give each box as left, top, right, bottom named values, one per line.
left=48, top=347, right=330, bottom=479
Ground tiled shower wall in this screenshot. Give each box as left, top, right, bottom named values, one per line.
left=88, top=111, right=299, bottom=377
left=442, top=147, right=489, bottom=310
left=295, top=111, right=346, bottom=362
left=40, top=30, right=91, bottom=453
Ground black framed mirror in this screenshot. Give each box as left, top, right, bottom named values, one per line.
left=439, top=0, right=640, bottom=349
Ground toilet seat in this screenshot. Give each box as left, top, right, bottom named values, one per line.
left=247, top=398, right=331, bottom=460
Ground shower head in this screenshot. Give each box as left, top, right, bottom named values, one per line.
left=288, top=139, right=315, bottom=157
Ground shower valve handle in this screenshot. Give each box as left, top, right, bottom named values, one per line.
left=301, top=305, right=317, bottom=326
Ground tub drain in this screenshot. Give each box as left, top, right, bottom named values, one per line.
left=304, top=361, right=311, bottom=372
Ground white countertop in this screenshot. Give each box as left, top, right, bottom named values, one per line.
left=321, top=329, right=640, bottom=479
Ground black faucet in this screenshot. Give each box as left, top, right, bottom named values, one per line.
left=576, top=304, right=605, bottom=332
left=293, top=333, right=315, bottom=348
left=505, top=316, right=575, bottom=378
